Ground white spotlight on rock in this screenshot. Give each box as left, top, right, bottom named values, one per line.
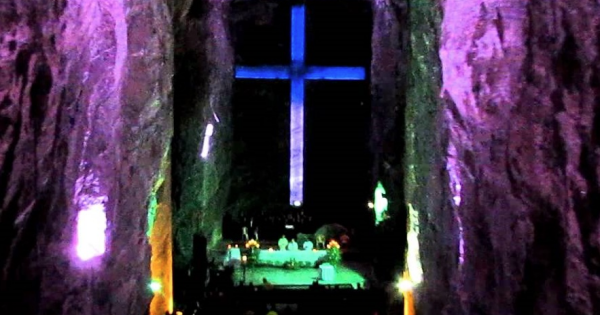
left=200, top=123, right=214, bottom=159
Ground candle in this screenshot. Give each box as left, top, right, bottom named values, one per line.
left=403, top=289, right=415, bottom=315
left=401, top=271, right=415, bottom=315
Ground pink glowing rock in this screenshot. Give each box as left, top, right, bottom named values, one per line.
left=76, top=203, right=107, bottom=261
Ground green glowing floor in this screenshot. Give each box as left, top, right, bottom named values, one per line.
left=233, top=264, right=367, bottom=289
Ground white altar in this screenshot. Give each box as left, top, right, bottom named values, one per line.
left=319, top=263, right=335, bottom=281
left=258, top=249, right=327, bottom=266
left=226, top=247, right=242, bottom=263
left=225, top=248, right=327, bottom=266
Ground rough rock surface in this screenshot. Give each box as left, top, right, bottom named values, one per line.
left=371, top=0, right=408, bottom=218
left=417, top=1, right=600, bottom=314
left=0, top=1, right=172, bottom=314
left=172, top=0, right=233, bottom=266
left=370, top=0, right=410, bottom=280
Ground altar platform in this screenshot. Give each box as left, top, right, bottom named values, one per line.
left=225, top=247, right=327, bottom=267
left=258, top=248, right=327, bottom=266
left=233, top=263, right=367, bottom=289
left=217, top=240, right=373, bottom=290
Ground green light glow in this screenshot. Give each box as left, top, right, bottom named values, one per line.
left=147, top=193, right=158, bottom=237
left=147, top=148, right=169, bottom=238
left=374, top=181, right=388, bottom=225
left=149, top=279, right=162, bottom=293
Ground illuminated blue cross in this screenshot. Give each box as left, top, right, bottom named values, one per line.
left=235, top=4, right=366, bottom=206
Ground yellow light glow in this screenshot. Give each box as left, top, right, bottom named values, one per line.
left=149, top=280, right=162, bottom=293
left=406, top=203, right=424, bottom=285
left=326, top=240, right=340, bottom=249
left=397, top=272, right=416, bottom=315
left=242, top=255, right=247, bottom=262
left=403, top=289, right=415, bottom=315
left=406, top=231, right=423, bottom=284
left=150, top=200, right=173, bottom=315
left=269, top=247, right=274, bottom=251
left=367, top=201, right=374, bottom=209
left=398, top=204, right=421, bottom=315
left=245, top=239, right=260, bottom=249
left=397, top=279, right=413, bottom=293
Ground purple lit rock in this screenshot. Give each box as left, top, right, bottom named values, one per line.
left=0, top=1, right=172, bottom=314
left=417, top=1, right=600, bottom=315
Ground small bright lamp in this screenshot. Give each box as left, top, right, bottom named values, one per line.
left=200, top=123, right=214, bottom=159
left=396, top=278, right=413, bottom=293
left=149, top=280, right=162, bottom=293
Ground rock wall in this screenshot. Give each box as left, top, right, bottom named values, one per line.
left=418, top=0, right=600, bottom=314
left=172, top=0, right=233, bottom=266
left=0, top=1, right=172, bottom=314
left=370, top=0, right=410, bottom=280
left=371, top=0, right=408, bottom=218
left=404, top=0, right=446, bottom=312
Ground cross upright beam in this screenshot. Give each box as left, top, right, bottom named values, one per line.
left=235, top=4, right=366, bottom=206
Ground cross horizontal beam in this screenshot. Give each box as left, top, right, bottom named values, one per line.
left=235, top=66, right=366, bottom=80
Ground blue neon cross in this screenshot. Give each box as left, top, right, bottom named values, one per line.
left=235, top=4, right=366, bottom=206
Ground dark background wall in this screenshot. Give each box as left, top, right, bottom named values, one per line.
left=229, top=0, right=373, bottom=231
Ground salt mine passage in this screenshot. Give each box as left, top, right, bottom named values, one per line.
left=1, top=0, right=599, bottom=315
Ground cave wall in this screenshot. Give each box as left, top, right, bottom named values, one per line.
left=417, top=0, right=600, bottom=314
left=173, top=0, right=233, bottom=266
left=404, top=0, right=447, bottom=312
left=0, top=1, right=172, bottom=314
left=370, top=0, right=410, bottom=280
left=371, top=0, right=407, bottom=220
